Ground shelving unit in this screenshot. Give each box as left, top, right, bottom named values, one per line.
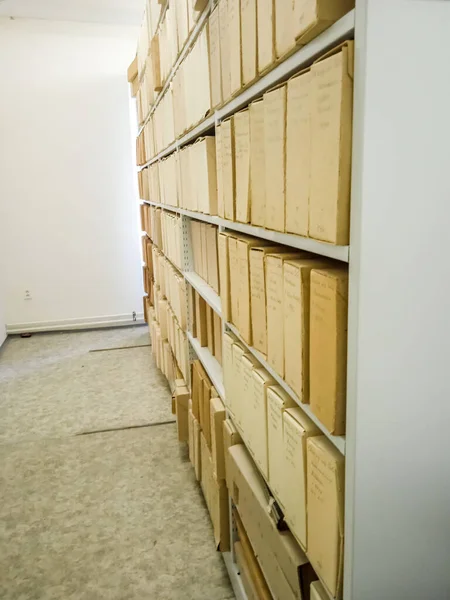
left=135, top=1, right=450, bottom=598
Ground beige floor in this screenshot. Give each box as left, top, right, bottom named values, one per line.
left=0, top=326, right=234, bottom=600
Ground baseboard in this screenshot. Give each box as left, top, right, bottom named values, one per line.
left=6, top=313, right=145, bottom=334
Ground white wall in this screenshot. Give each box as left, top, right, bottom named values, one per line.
left=345, top=1, right=450, bottom=598
left=0, top=18, right=143, bottom=332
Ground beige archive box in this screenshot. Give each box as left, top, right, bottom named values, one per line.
left=228, top=235, right=239, bottom=326
left=246, top=367, right=274, bottom=479
left=216, top=124, right=225, bottom=218
left=231, top=343, right=250, bottom=431
left=286, top=70, right=311, bottom=237
left=309, top=41, right=354, bottom=245
left=310, top=580, right=329, bottom=600
left=282, top=407, right=319, bottom=550
left=210, top=396, right=227, bottom=480
left=219, top=0, right=231, bottom=102
left=249, top=245, right=284, bottom=356
left=222, top=331, right=236, bottom=413
left=195, top=137, right=218, bottom=215
left=229, top=0, right=242, bottom=96
left=213, top=312, right=223, bottom=364
left=206, top=225, right=220, bottom=293
left=307, top=435, right=345, bottom=599
left=234, top=108, right=251, bottom=224
left=209, top=6, right=223, bottom=108
left=294, top=0, right=354, bottom=45
left=218, top=232, right=231, bottom=321
left=264, top=84, right=287, bottom=233
left=249, top=100, right=266, bottom=227
left=275, top=0, right=296, bottom=59
left=284, top=258, right=329, bottom=402
left=223, top=418, right=242, bottom=490
left=241, top=0, right=257, bottom=85
left=267, top=385, right=296, bottom=503
left=221, top=117, right=236, bottom=221
left=266, top=252, right=305, bottom=377
left=257, top=0, right=275, bottom=73
left=310, top=267, right=348, bottom=435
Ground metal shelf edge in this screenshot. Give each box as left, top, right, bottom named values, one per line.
left=184, top=272, right=222, bottom=316
left=222, top=552, right=249, bottom=600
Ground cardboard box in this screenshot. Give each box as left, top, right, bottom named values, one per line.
left=274, top=0, right=296, bottom=58
left=267, top=385, right=296, bottom=503
left=202, top=378, right=213, bottom=448
left=206, top=225, right=220, bottom=293
left=191, top=360, right=203, bottom=421
left=216, top=124, right=224, bottom=218
left=228, top=444, right=313, bottom=600
left=219, top=0, right=231, bottom=101
left=286, top=70, right=311, bottom=237
left=206, top=304, right=215, bottom=356
left=201, top=433, right=230, bottom=551
left=221, top=117, right=236, bottom=221
left=209, top=6, right=223, bottom=108
left=201, top=223, right=209, bottom=280
left=310, top=580, right=329, bottom=600
left=294, top=0, right=354, bottom=46
left=188, top=407, right=195, bottom=465
left=234, top=109, right=251, bottom=224
left=218, top=232, right=231, bottom=321
left=195, top=291, right=208, bottom=347
left=309, top=41, right=354, bottom=245
left=213, top=312, right=223, bottom=365
left=237, top=236, right=267, bottom=344
left=193, top=414, right=202, bottom=481
left=222, top=331, right=236, bottom=413
left=127, top=55, right=138, bottom=82
left=175, top=384, right=190, bottom=443
left=241, top=0, right=257, bottom=85
left=307, top=436, right=345, bottom=599
left=210, top=397, right=226, bottom=480
left=266, top=252, right=304, bottom=377
left=249, top=245, right=284, bottom=356
left=231, top=342, right=249, bottom=429
left=238, top=353, right=258, bottom=436
left=310, top=267, right=348, bottom=435
left=229, top=0, right=242, bottom=96
left=246, top=367, right=274, bottom=479
left=284, top=258, right=329, bottom=401
left=249, top=100, right=266, bottom=228
left=228, top=235, right=239, bottom=326
left=257, top=0, right=275, bottom=73
left=282, top=407, right=319, bottom=549
left=223, top=418, right=242, bottom=490
left=264, top=84, right=287, bottom=233
left=196, top=137, right=218, bottom=215
left=234, top=513, right=273, bottom=600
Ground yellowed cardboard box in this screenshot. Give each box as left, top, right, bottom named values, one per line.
left=209, top=6, right=223, bottom=108
left=200, top=223, right=209, bottom=281
left=286, top=70, right=311, bottom=237
left=245, top=367, right=274, bottom=479
left=193, top=414, right=202, bottom=481
left=257, top=0, right=275, bottom=73
left=237, top=237, right=268, bottom=344
left=218, top=232, right=231, bottom=322
left=310, top=267, right=348, bottom=435
left=228, top=235, right=239, bottom=326
left=188, top=407, right=195, bottom=465
left=249, top=245, right=284, bottom=356
left=175, top=384, right=190, bottom=443
left=294, top=0, right=354, bottom=46
left=231, top=343, right=249, bottom=431
left=274, top=0, right=296, bottom=58
left=223, top=331, right=236, bottom=413
left=223, top=418, right=242, bottom=490
left=282, top=407, right=319, bottom=550
left=249, top=100, right=266, bottom=228
left=310, top=580, right=329, bottom=600
left=213, top=312, right=223, bottom=365
left=206, top=304, right=215, bottom=356
left=127, top=55, right=138, bottom=82
left=216, top=124, right=225, bottom=218
left=210, top=397, right=226, bottom=480
left=234, top=109, right=251, bottom=223
left=228, top=443, right=312, bottom=600
left=206, top=225, right=220, bottom=293
left=307, top=435, right=345, bottom=599
left=284, top=258, right=329, bottom=401
left=202, top=378, right=213, bottom=448
left=196, top=137, right=218, bottom=215
left=221, top=117, right=236, bottom=221
left=229, top=0, right=242, bottom=96
left=239, top=354, right=259, bottom=437
left=266, top=252, right=304, bottom=377
left=241, top=0, right=257, bottom=85
left=264, top=84, right=287, bottom=233
left=195, top=290, right=208, bottom=347
left=219, top=0, right=231, bottom=102
left=309, top=41, right=354, bottom=245
left=267, top=385, right=296, bottom=503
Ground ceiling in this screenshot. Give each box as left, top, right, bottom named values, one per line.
left=0, top=0, right=146, bottom=26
